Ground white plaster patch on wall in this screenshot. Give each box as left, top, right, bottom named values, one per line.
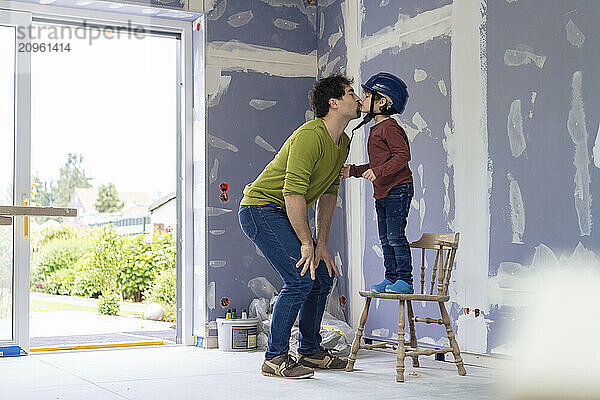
left=450, top=0, right=490, bottom=346
left=209, top=229, right=225, bottom=235
left=398, top=112, right=429, bottom=142
left=319, top=11, right=325, bottom=39
left=305, top=110, right=314, bottom=122
left=274, top=18, right=299, bottom=31
left=258, top=0, right=316, bottom=29
left=210, top=260, right=226, bottom=268
left=380, top=0, right=390, bottom=6
left=323, top=56, right=342, bottom=76
left=505, top=0, right=518, bottom=3
left=209, top=158, right=219, bottom=183
left=207, top=41, right=317, bottom=77
left=207, top=207, right=233, bottom=217
left=335, top=252, right=343, bottom=277
left=417, top=163, right=424, bottom=194
left=206, top=0, right=226, bottom=20
left=507, top=172, right=525, bottom=244
left=566, top=19, right=585, bottom=48
left=227, top=10, right=253, bottom=27
left=507, top=99, right=526, bottom=158
left=411, top=198, right=419, bottom=210
left=208, top=134, right=238, bottom=152
left=362, top=5, right=452, bottom=62
left=414, top=68, right=427, bottom=82
left=593, top=124, right=600, bottom=168
left=255, top=136, right=277, bottom=153
left=205, top=65, right=231, bottom=107
left=443, top=173, right=450, bottom=217
left=567, top=71, right=592, bottom=236
left=372, top=244, right=383, bottom=258
left=529, top=91, right=537, bottom=118
left=329, top=27, right=343, bottom=49
left=419, top=198, right=426, bottom=230
left=438, top=79, right=447, bottom=96
left=371, top=328, right=390, bottom=338
left=255, top=244, right=265, bottom=259
left=207, top=281, right=216, bottom=309
left=248, top=277, right=278, bottom=298
left=504, top=46, right=546, bottom=69
left=442, top=122, right=457, bottom=167
left=318, top=50, right=330, bottom=71
left=249, top=99, right=277, bottom=110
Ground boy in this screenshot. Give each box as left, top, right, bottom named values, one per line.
left=340, top=72, right=414, bottom=294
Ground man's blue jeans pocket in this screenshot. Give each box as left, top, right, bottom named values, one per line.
left=238, top=205, right=258, bottom=241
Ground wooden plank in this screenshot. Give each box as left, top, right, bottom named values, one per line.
left=0, top=206, right=77, bottom=217
left=0, top=216, right=11, bottom=226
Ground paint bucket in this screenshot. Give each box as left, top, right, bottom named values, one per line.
left=216, top=318, right=259, bottom=352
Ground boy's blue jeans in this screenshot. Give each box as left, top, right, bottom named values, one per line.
left=375, top=183, right=414, bottom=284
left=238, top=203, right=333, bottom=360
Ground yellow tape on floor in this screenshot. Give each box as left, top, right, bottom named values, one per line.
left=30, top=340, right=165, bottom=352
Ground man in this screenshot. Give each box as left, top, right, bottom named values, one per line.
left=238, top=73, right=361, bottom=379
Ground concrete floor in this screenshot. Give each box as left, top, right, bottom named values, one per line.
left=0, top=345, right=506, bottom=400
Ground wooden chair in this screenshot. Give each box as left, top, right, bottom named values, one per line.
left=346, top=233, right=466, bottom=382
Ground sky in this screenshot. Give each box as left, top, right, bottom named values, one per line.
left=29, top=23, right=177, bottom=199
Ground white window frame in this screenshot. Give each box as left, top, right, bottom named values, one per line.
left=0, top=0, right=197, bottom=348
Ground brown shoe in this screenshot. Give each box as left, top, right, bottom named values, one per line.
left=297, top=347, right=348, bottom=370
left=261, top=353, right=314, bottom=379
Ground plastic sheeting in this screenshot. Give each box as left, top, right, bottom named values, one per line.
left=248, top=295, right=355, bottom=356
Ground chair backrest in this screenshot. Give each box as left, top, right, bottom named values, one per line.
left=409, top=233, right=459, bottom=297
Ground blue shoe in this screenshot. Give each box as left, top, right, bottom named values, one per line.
left=370, top=279, right=393, bottom=293
left=385, top=280, right=414, bottom=294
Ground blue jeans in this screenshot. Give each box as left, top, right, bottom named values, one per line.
left=375, top=183, right=413, bottom=284
left=238, top=203, right=333, bottom=360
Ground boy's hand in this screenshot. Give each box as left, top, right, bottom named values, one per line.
left=340, top=164, right=350, bottom=180
left=362, top=169, right=376, bottom=181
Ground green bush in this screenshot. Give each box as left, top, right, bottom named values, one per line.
left=89, top=225, right=124, bottom=296
left=71, top=255, right=102, bottom=298
left=98, top=292, right=120, bottom=315
left=32, top=224, right=76, bottom=253
left=148, top=268, right=176, bottom=322
left=43, top=268, right=76, bottom=295
left=33, top=238, right=91, bottom=282
left=119, top=232, right=176, bottom=302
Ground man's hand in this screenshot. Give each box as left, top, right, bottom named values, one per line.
left=362, top=168, right=376, bottom=181
left=340, top=164, right=350, bottom=180
left=297, top=243, right=317, bottom=280
left=314, top=242, right=339, bottom=278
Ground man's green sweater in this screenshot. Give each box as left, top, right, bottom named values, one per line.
left=241, top=118, right=350, bottom=209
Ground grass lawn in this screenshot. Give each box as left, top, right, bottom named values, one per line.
left=30, top=299, right=140, bottom=316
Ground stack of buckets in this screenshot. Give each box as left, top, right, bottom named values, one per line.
left=216, top=310, right=259, bottom=352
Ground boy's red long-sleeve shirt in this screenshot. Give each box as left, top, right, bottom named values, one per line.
left=349, top=118, right=413, bottom=199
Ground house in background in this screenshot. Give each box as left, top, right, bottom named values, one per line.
left=148, top=192, right=176, bottom=235
left=68, top=188, right=155, bottom=235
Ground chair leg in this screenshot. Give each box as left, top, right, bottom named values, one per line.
left=396, top=300, right=406, bottom=382
left=346, top=297, right=371, bottom=372
left=438, top=302, right=466, bottom=376
left=406, top=301, right=419, bottom=367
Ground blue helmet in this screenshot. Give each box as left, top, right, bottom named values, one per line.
left=362, top=72, right=409, bottom=115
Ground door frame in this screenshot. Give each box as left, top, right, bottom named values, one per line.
left=0, top=1, right=197, bottom=350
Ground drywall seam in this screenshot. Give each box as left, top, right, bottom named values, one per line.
left=206, top=40, right=317, bottom=77
left=341, top=0, right=366, bottom=330
left=361, top=4, right=452, bottom=62
left=450, top=0, right=490, bottom=353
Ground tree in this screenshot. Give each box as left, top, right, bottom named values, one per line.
left=31, top=175, right=55, bottom=207
left=53, top=153, right=92, bottom=207
left=95, top=183, right=124, bottom=213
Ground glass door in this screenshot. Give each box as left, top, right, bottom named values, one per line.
left=0, top=9, right=31, bottom=356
